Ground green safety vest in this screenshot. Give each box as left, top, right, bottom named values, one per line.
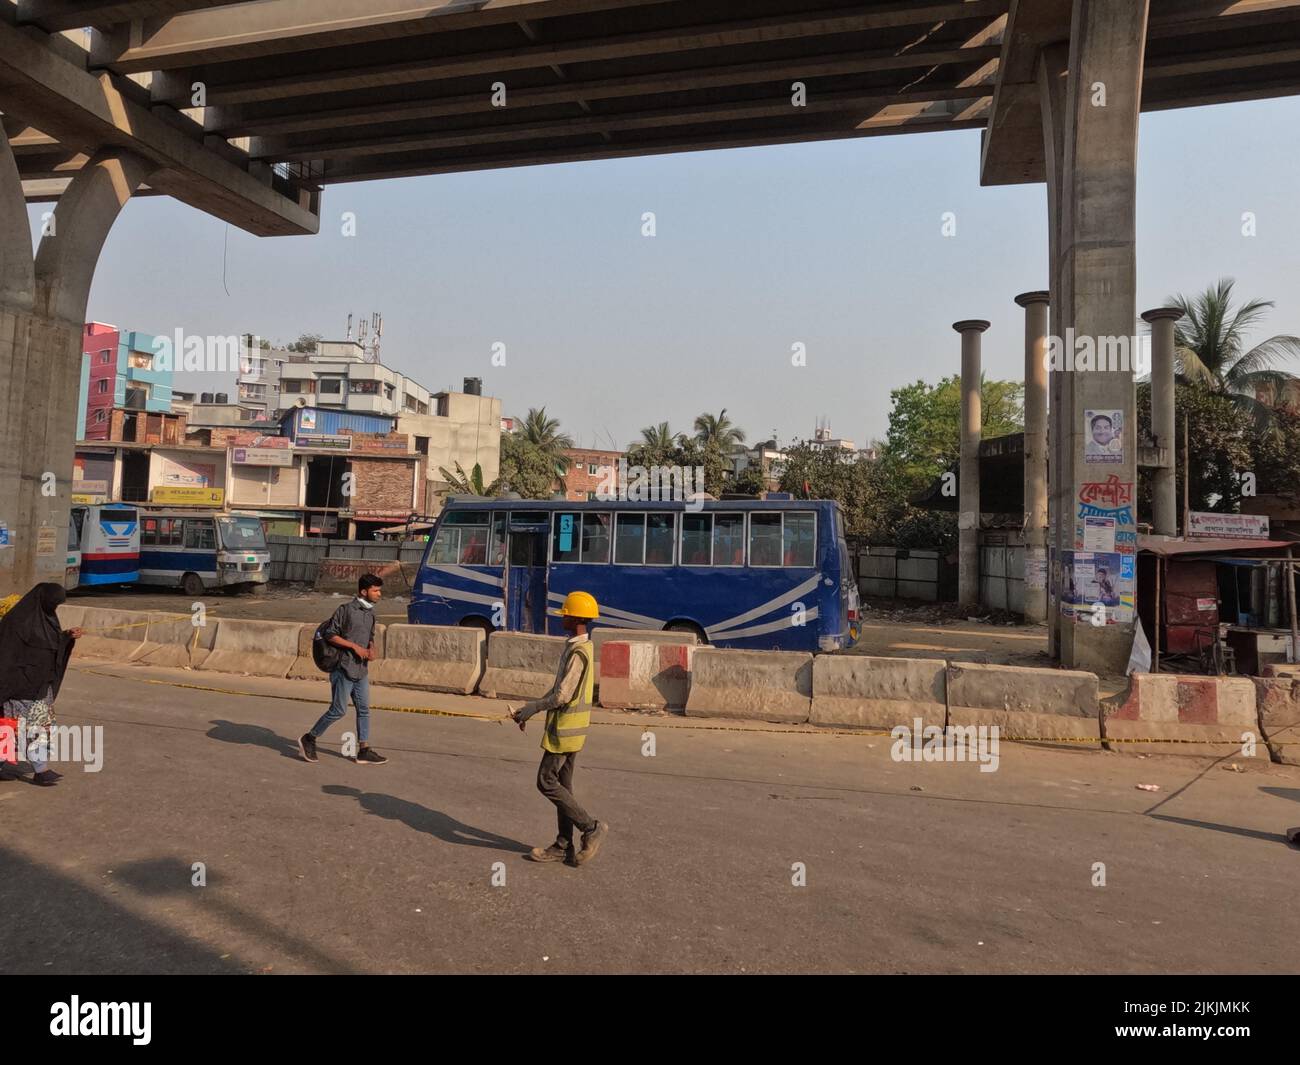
left=542, top=640, right=594, bottom=754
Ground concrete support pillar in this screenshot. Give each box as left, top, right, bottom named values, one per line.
left=0, top=142, right=157, bottom=595
left=954, top=319, right=989, bottom=608
left=1038, top=41, right=1068, bottom=660
left=1040, top=0, right=1150, bottom=674
left=1142, top=307, right=1182, bottom=536
left=1016, top=290, right=1051, bottom=623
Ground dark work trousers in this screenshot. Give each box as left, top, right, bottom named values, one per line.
left=537, top=751, right=596, bottom=847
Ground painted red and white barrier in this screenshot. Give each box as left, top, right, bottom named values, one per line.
left=598, top=640, right=694, bottom=710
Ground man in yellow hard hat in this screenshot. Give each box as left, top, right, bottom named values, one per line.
left=509, top=590, right=609, bottom=866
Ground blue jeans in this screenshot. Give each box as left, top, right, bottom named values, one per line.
left=310, top=670, right=370, bottom=744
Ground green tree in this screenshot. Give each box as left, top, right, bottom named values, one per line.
left=286, top=332, right=321, bottom=353
left=871, top=375, right=1023, bottom=550
left=437, top=461, right=488, bottom=497
left=777, top=442, right=883, bottom=537
left=626, top=422, right=680, bottom=468
left=883, top=375, right=1023, bottom=486
left=691, top=409, right=747, bottom=453
left=495, top=432, right=558, bottom=500
left=1136, top=381, right=1253, bottom=517
left=1170, top=278, right=1300, bottom=428
left=515, top=407, right=574, bottom=482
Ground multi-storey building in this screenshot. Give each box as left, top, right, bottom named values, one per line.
left=77, top=322, right=174, bottom=440
left=277, top=340, right=432, bottom=419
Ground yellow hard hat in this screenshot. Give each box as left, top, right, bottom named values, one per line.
left=552, top=590, right=599, bottom=619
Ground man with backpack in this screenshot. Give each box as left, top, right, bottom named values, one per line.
left=298, top=573, right=388, bottom=765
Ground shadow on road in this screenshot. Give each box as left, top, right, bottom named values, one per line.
left=323, top=784, right=530, bottom=854
left=1260, top=786, right=1300, bottom=805
left=111, top=856, right=361, bottom=974
left=1146, top=813, right=1293, bottom=846
left=206, top=718, right=299, bottom=758
left=0, top=843, right=244, bottom=974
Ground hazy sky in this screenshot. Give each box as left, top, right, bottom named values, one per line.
left=32, top=94, right=1300, bottom=453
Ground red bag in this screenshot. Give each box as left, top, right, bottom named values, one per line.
left=0, top=717, right=17, bottom=764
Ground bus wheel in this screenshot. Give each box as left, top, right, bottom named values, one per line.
left=181, top=573, right=205, bottom=597
left=460, top=617, right=493, bottom=640
left=665, top=620, right=707, bottom=644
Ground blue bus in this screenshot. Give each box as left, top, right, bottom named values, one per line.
left=70, top=504, right=140, bottom=587
left=137, top=510, right=271, bottom=595
left=409, top=498, right=860, bottom=651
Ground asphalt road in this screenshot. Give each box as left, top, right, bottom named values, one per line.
left=2, top=662, right=1298, bottom=974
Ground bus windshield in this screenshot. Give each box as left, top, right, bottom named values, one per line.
left=217, top=517, right=267, bottom=551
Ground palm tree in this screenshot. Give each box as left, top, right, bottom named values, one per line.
left=438, top=461, right=489, bottom=497
left=1169, top=278, right=1300, bottom=425
left=692, top=409, right=746, bottom=454
left=627, top=421, right=679, bottom=466
left=514, top=407, right=574, bottom=479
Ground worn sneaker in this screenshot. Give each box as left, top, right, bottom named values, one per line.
left=355, top=746, right=388, bottom=765
left=526, top=842, right=573, bottom=863
left=575, top=821, right=609, bottom=866
left=298, top=733, right=318, bottom=763
left=32, top=770, right=60, bottom=787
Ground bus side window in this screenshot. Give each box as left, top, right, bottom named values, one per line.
left=164, top=518, right=182, bottom=547
left=783, top=512, right=816, bottom=567
left=459, top=528, right=487, bottom=565
left=714, top=513, right=745, bottom=566
left=582, top=513, right=611, bottom=563
left=185, top=520, right=215, bottom=550
left=749, top=513, right=782, bottom=567
left=142, top=518, right=158, bottom=546
left=490, top=513, right=507, bottom=565
left=681, top=514, right=712, bottom=566
left=646, top=514, right=675, bottom=565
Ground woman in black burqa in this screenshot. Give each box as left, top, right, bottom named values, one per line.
left=0, top=583, right=82, bottom=786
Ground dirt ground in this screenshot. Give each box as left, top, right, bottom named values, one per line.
left=847, top=598, right=1130, bottom=695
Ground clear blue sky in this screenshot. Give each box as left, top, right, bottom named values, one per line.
left=32, top=95, right=1300, bottom=452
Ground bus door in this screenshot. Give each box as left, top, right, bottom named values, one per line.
left=506, top=516, right=548, bottom=633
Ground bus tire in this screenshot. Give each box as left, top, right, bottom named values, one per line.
left=459, top=616, right=493, bottom=640
left=181, top=573, right=205, bottom=597
left=665, top=620, right=707, bottom=644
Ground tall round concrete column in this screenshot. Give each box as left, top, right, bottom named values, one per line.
left=1141, top=307, right=1181, bottom=537
left=1016, top=291, right=1050, bottom=623
left=953, top=319, right=989, bottom=608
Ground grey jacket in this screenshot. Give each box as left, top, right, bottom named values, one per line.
left=322, top=598, right=376, bottom=680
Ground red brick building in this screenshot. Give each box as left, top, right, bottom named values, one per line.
left=561, top=448, right=623, bottom=501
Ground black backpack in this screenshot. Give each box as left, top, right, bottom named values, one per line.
left=312, top=620, right=342, bottom=674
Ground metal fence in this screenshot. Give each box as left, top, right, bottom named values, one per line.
left=267, top=537, right=425, bottom=584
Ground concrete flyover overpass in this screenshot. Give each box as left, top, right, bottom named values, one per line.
left=2, top=0, right=1300, bottom=672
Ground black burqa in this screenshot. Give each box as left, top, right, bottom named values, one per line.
left=0, top=583, right=75, bottom=705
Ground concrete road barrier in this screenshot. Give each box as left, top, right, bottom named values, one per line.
left=947, top=661, right=1100, bottom=744
left=479, top=632, right=567, bottom=700
left=1254, top=677, right=1300, bottom=766
left=199, top=619, right=309, bottom=678
left=811, top=655, right=946, bottom=730
left=70, top=607, right=154, bottom=661
left=56, top=604, right=86, bottom=631
left=684, top=648, right=812, bottom=723
left=136, top=612, right=218, bottom=668
left=370, top=624, right=484, bottom=694
left=598, top=640, right=694, bottom=710
left=1103, top=674, right=1260, bottom=757
left=591, top=626, right=696, bottom=684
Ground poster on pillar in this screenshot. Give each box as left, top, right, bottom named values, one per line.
left=1084, top=410, right=1124, bottom=464
left=1061, top=550, right=1134, bottom=625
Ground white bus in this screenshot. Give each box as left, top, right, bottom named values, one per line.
left=138, top=511, right=271, bottom=595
